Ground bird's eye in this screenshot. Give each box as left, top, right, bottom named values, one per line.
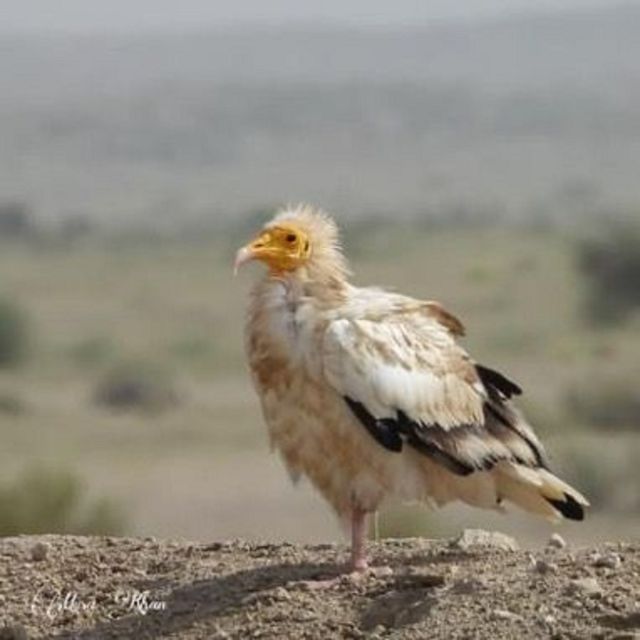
left=286, top=234, right=297, bottom=243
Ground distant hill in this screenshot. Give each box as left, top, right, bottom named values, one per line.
left=1, top=4, right=639, bottom=225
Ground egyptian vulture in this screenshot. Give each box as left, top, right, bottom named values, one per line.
left=235, top=205, right=587, bottom=572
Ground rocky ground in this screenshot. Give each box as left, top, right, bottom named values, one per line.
left=0, top=531, right=638, bottom=639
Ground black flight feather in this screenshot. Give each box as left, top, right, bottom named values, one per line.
left=546, top=493, right=585, bottom=521
left=476, top=364, right=522, bottom=399
left=343, top=397, right=403, bottom=452
left=344, top=397, right=481, bottom=475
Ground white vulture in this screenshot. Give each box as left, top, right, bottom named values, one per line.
left=235, top=205, right=587, bottom=572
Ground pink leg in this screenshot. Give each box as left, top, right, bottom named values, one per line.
left=292, top=509, right=391, bottom=589
left=350, top=508, right=369, bottom=572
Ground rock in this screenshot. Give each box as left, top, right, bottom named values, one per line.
left=532, top=558, right=558, bottom=575
left=567, top=577, right=603, bottom=597
left=210, top=626, right=231, bottom=640
left=30, top=541, right=49, bottom=562
left=271, top=586, right=291, bottom=602
left=292, top=610, right=318, bottom=622
left=453, top=529, right=519, bottom=552
left=450, top=578, right=486, bottom=594
left=592, top=552, right=622, bottom=569
left=492, top=609, right=523, bottom=622
left=370, top=566, right=394, bottom=578
left=547, top=533, right=567, bottom=550
left=241, top=592, right=264, bottom=606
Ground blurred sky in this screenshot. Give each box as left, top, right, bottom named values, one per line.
left=1, top=0, right=624, bottom=32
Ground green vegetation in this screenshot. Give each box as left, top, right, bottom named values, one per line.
left=94, top=360, right=181, bottom=414
left=0, top=297, right=30, bottom=367
left=0, top=467, right=125, bottom=536
left=0, top=391, right=26, bottom=416
left=0, top=202, right=36, bottom=240
left=577, top=220, right=640, bottom=324
left=67, top=336, right=116, bottom=368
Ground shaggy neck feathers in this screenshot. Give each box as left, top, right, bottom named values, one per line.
left=264, top=205, right=351, bottom=303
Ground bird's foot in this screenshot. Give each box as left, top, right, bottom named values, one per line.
left=351, top=556, right=369, bottom=573
left=294, top=564, right=392, bottom=591
left=350, top=564, right=393, bottom=580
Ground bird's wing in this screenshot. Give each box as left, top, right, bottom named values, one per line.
left=322, top=300, right=547, bottom=476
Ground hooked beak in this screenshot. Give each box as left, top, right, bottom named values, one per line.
left=234, top=229, right=273, bottom=275
left=233, top=245, right=255, bottom=276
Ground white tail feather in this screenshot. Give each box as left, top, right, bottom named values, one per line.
left=493, top=462, right=589, bottom=520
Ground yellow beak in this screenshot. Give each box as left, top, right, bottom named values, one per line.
left=233, top=226, right=304, bottom=275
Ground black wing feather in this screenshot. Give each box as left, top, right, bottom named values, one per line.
left=476, top=364, right=522, bottom=399
left=344, top=391, right=546, bottom=476
left=343, top=397, right=403, bottom=452
left=344, top=397, right=499, bottom=475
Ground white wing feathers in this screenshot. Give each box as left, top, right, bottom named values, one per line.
left=321, top=309, right=516, bottom=477
left=323, top=316, right=484, bottom=429
left=319, top=297, right=589, bottom=519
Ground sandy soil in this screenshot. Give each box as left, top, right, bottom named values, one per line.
left=0, top=532, right=638, bottom=639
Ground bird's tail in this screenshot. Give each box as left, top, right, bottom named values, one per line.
left=493, top=462, right=589, bottom=521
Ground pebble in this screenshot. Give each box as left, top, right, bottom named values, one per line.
left=210, top=626, right=230, bottom=640
left=567, top=577, right=603, bottom=597
left=532, top=558, right=558, bottom=575
left=269, top=612, right=288, bottom=623
left=492, top=609, right=523, bottom=621
left=293, top=610, right=318, bottom=622
left=30, top=542, right=49, bottom=562
left=547, top=534, right=567, bottom=550
left=241, top=593, right=262, bottom=606
left=450, top=578, right=486, bottom=594
left=453, top=529, right=519, bottom=552
left=370, top=566, right=394, bottom=578
left=592, top=552, right=622, bottom=570
left=271, top=587, right=291, bottom=602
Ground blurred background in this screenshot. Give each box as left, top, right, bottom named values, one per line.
left=0, top=0, right=638, bottom=547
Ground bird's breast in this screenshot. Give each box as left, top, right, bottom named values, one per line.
left=247, top=280, right=325, bottom=384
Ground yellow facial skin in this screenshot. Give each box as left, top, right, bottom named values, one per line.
left=234, top=224, right=312, bottom=274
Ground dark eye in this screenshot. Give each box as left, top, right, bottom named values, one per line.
left=286, top=234, right=297, bottom=243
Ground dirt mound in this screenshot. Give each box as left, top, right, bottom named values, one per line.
left=0, top=532, right=638, bottom=639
